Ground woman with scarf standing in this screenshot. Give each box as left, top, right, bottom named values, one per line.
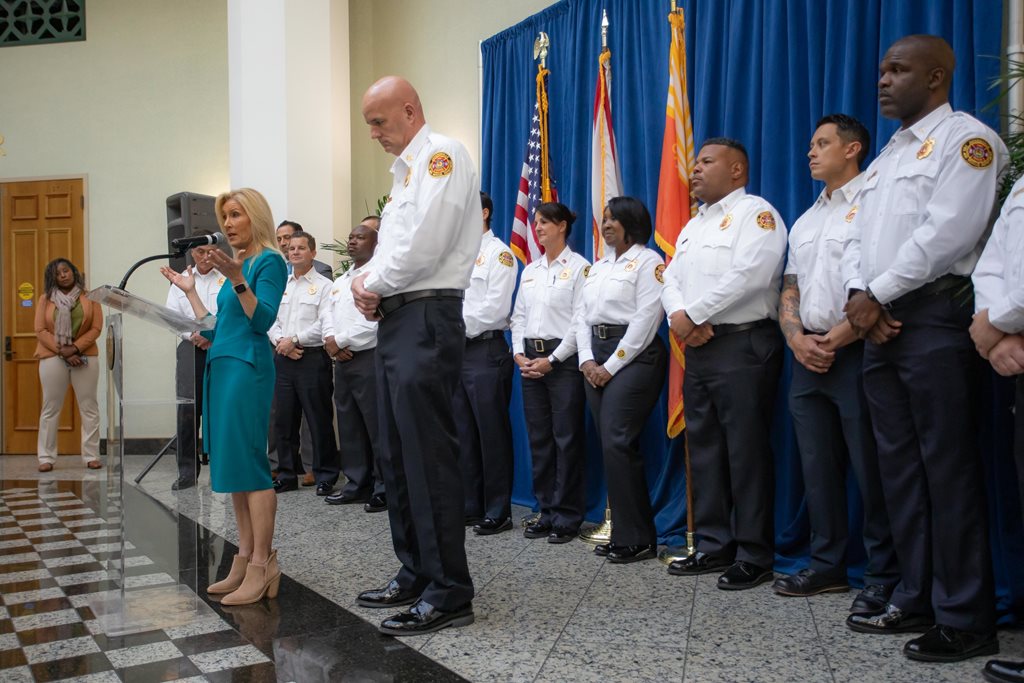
left=34, top=258, right=103, bottom=472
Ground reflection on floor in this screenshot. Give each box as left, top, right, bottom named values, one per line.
left=1, top=453, right=1021, bottom=682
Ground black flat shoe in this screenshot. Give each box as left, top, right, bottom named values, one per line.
left=473, top=517, right=512, bottom=535
left=325, top=490, right=368, bottom=505
left=315, top=482, right=334, bottom=496
left=667, top=551, right=733, bottom=576
left=850, top=583, right=893, bottom=615
left=607, top=544, right=656, bottom=564
left=772, top=568, right=848, bottom=597
left=363, top=494, right=387, bottom=513
left=846, top=603, right=933, bottom=634
left=171, top=477, right=196, bottom=491
left=355, top=579, right=420, bottom=609
left=378, top=600, right=474, bottom=637
left=717, top=561, right=773, bottom=590
left=523, top=521, right=552, bottom=539
left=273, top=478, right=298, bottom=493
left=547, top=528, right=576, bottom=544
left=984, top=658, right=1024, bottom=683
left=904, top=625, right=998, bottom=663
left=593, top=542, right=612, bottom=557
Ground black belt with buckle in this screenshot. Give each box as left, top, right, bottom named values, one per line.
left=469, top=329, right=505, bottom=343
left=711, top=319, right=774, bottom=337
left=886, top=274, right=969, bottom=310
left=376, top=289, right=464, bottom=319
left=592, top=324, right=629, bottom=340
left=526, top=337, right=561, bottom=354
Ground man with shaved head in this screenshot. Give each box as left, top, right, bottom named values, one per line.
left=350, top=76, right=481, bottom=636
left=660, top=138, right=787, bottom=589
left=842, top=35, right=1006, bottom=662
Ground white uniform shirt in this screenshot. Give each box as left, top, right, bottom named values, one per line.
left=841, top=103, right=1008, bottom=304
left=323, top=262, right=378, bottom=352
left=974, top=176, right=1024, bottom=334
left=363, top=125, right=482, bottom=296
left=463, top=230, right=518, bottom=338
left=511, top=246, right=589, bottom=362
left=785, top=174, right=864, bottom=333
left=165, top=267, right=224, bottom=340
left=576, top=243, right=664, bottom=376
left=662, top=188, right=787, bottom=325
left=268, top=268, right=333, bottom=347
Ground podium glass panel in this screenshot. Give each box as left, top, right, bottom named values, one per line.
left=85, top=286, right=217, bottom=636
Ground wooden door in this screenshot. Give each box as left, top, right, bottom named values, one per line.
left=2, top=179, right=86, bottom=454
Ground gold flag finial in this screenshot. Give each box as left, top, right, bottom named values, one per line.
left=533, top=31, right=550, bottom=67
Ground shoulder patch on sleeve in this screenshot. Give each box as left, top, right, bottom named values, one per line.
left=497, top=251, right=514, bottom=267
left=428, top=152, right=454, bottom=177
left=960, top=138, right=994, bottom=168
left=756, top=211, right=776, bottom=231
left=654, top=264, right=666, bottom=283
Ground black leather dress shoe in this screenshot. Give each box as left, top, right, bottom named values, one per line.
left=593, top=542, right=612, bottom=557
left=523, top=521, right=552, bottom=539
left=667, top=551, right=733, bottom=576
left=607, top=544, right=657, bottom=564
left=363, top=494, right=387, bottom=513
left=846, top=603, right=933, bottom=634
left=849, top=583, right=893, bottom=615
left=355, top=579, right=420, bottom=609
left=325, top=490, right=368, bottom=505
left=547, top=528, right=576, bottom=544
left=378, top=600, right=474, bottom=637
left=984, top=658, right=1024, bottom=683
left=273, top=478, right=298, bottom=493
left=717, top=561, right=774, bottom=590
left=171, top=476, right=196, bottom=491
left=316, top=482, right=334, bottom=496
left=473, top=517, right=512, bottom=535
left=904, top=625, right=998, bottom=663
left=772, top=568, right=849, bottom=597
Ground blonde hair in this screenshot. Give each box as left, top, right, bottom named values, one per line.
left=215, top=188, right=278, bottom=257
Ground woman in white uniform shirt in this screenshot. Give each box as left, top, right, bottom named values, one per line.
left=511, top=202, right=590, bottom=543
left=577, top=196, right=667, bottom=563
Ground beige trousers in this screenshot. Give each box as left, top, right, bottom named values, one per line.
left=37, top=355, right=100, bottom=464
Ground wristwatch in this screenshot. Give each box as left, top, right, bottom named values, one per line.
left=547, top=354, right=559, bottom=366
left=291, top=335, right=300, bottom=345
left=233, top=281, right=248, bottom=294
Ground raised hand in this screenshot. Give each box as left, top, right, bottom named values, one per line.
left=160, top=265, right=196, bottom=293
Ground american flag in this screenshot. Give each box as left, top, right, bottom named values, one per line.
left=511, top=68, right=557, bottom=264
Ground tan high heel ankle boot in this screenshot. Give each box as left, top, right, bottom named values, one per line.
left=207, top=554, right=249, bottom=595
left=221, top=550, right=280, bottom=606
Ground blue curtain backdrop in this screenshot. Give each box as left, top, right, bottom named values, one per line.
left=480, top=0, right=1022, bottom=623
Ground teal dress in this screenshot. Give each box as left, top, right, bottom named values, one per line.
left=201, top=249, right=287, bottom=493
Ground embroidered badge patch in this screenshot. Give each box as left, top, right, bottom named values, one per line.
left=654, top=264, right=666, bottom=284
left=756, top=211, right=776, bottom=231
left=498, top=251, right=514, bottom=267
left=961, top=138, right=994, bottom=168
left=428, top=152, right=454, bottom=177
left=844, top=206, right=858, bottom=223
left=916, top=137, right=935, bottom=160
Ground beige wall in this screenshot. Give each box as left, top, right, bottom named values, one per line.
left=0, top=0, right=229, bottom=432
left=348, top=0, right=554, bottom=224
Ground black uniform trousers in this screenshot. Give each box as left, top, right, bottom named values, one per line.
left=789, top=340, right=898, bottom=585
left=862, top=291, right=994, bottom=632
left=584, top=334, right=666, bottom=547
left=522, top=344, right=586, bottom=532
left=175, top=343, right=206, bottom=480
left=684, top=324, right=782, bottom=568
left=453, top=334, right=514, bottom=520
left=273, top=348, right=339, bottom=486
left=376, top=297, right=473, bottom=611
left=334, top=348, right=385, bottom=498
left=1017, top=376, right=1024, bottom=515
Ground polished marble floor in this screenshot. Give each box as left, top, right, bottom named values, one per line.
left=1, top=453, right=1021, bottom=682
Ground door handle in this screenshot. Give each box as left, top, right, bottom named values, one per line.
left=4, top=336, right=11, bottom=361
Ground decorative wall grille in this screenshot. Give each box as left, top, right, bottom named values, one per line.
left=0, top=1, right=85, bottom=48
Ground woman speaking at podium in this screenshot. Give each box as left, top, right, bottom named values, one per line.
left=162, top=188, right=287, bottom=606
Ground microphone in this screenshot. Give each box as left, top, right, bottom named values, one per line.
left=171, top=232, right=225, bottom=252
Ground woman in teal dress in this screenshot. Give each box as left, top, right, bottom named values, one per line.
left=162, top=188, right=287, bottom=606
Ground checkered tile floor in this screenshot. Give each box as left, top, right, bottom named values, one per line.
left=0, top=484, right=273, bottom=682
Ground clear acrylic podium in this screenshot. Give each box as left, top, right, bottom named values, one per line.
left=84, top=284, right=217, bottom=636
